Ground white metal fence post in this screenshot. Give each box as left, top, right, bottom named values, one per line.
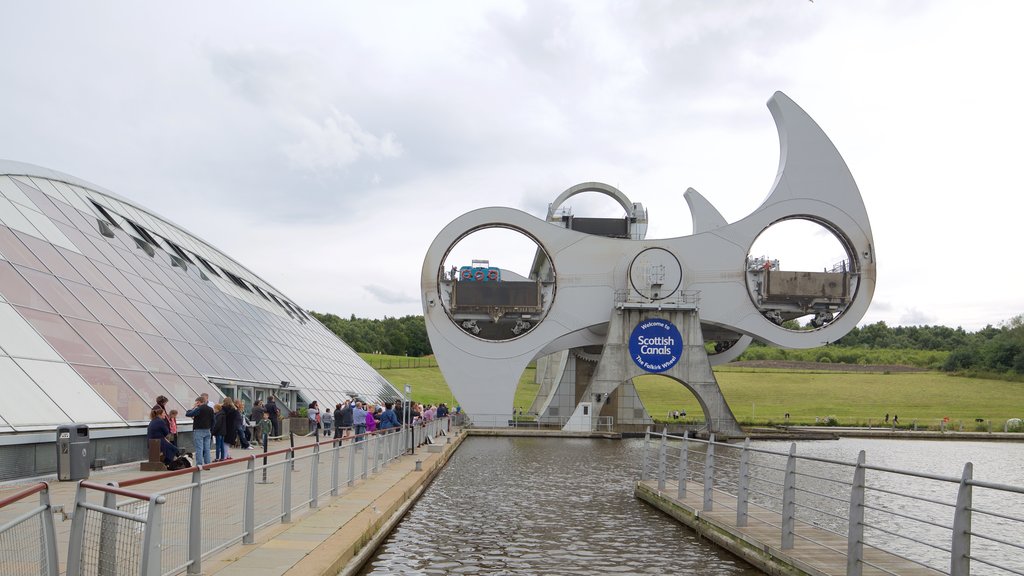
left=282, top=450, right=293, bottom=523
left=846, top=450, right=866, bottom=576
left=243, top=457, right=256, bottom=544
left=677, top=430, right=688, bottom=499
left=98, top=490, right=119, bottom=576
left=347, top=441, right=356, bottom=486
left=139, top=496, right=166, bottom=576
left=703, top=434, right=716, bottom=512
left=658, top=428, right=668, bottom=491
left=361, top=435, right=369, bottom=479
left=188, top=469, right=203, bottom=575
left=331, top=438, right=341, bottom=496
left=66, top=484, right=89, bottom=576
left=38, top=488, right=59, bottom=576
left=310, top=444, right=320, bottom=509
left=737, top=438, right=751, bottom=527
left=950, top=462, right=974, bottom=576
left=782, top=443, right=797, bottom=549
left=641, top=426, right=651, bottom=481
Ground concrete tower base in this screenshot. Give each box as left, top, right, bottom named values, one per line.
left=568, top=307, right=743, bottom=437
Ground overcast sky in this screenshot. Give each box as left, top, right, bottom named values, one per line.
left=2, top=1, right=1022, bottom=332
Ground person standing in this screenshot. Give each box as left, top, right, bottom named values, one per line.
left=379, top=403, right=400, bottom=431
left=306, top=401, right=321, bottom=437
left=257, top=411, right=273, bottom=449
left=220, top=398, right=241, bottom=460
left=167, top=409, right=179, bottom=446
left=266, top=396, right=281, bottom=439
left=212, top=403, right=226, bottom=462
left=236, top=400, right=252, bottom=449
left=186, top=396, right=214, bottom=465
left=352, top=401, right=368, bottom=441
left=322, top=406, right=334, bottom=438
left=338, top=400, right=354, bottom=440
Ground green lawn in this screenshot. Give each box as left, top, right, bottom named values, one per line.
left=634, top=370, right=1024, bottom=426
left=367, top=357, right=1024, bottom=427
left=378, top=366, right=538, bottom=412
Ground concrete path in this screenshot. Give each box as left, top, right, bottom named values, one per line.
left=0, top=429, right=464, bottom=576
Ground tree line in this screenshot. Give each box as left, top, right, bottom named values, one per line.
left=310, top=312, right=431, bottom=357
left=310, top=311, right=1024, bottom=376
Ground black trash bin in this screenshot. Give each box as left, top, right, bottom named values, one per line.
left=56, top=424, right=91, bottom=481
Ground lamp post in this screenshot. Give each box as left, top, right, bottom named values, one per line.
left=403, top=384, right=412, bottom=455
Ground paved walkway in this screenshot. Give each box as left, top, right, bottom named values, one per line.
left=0, top=429, right=463, bottom=575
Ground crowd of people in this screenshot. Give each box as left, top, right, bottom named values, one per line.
left=145, top=392, right=453, bottom=470
left=305, top=398, right=451, bottom=440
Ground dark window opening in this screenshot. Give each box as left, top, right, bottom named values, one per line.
left=192, top=254, right=221, bottom=277
left=169, top=254, right=189, bottom=271
left=250, top=284, right=271, bottom=301
left=125, top=219, right=161, bottom=248
left=89, top=200, right=121, bottom=228
left=220, top=268, right=253, bottom=292
left=162, top=238, right=195, bottom=265
left=97, top=219, right=116, bottom=238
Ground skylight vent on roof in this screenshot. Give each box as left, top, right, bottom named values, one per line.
left=89, top=200, right=121, bottom=228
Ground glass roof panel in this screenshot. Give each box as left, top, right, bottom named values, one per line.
left=116, top=369, right=186, bottom=415
left=0, top=260, right=55, bottom=312
left=152, top=373, right=202, bottom=409
left=0, top=225, right=45, bottom=270
left=0, top=356, right=71, bottom=426
left=15, top=358, right=123, bottom=424
left=0, top=302, right=63, bottom=361
left=16, top=231, right=85, bottom=283
left=19, top=266, right=95, bottom=321
left=61, top=280, right=130, bottom=329
left=17, top=306, right=105, bottom=365
left=107, top=326, right=171, bottom=373
left=99, top=292, right=158, bottom=335
left=72, top=364, right=151, bottom=422
left=66, top=318, right=146, bottom=370
left=0, top=196, right=41, bottom=238
left=140, top=333, right=200, bottom=376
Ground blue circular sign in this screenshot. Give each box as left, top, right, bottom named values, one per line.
left=629, top=318, right=683, bottom=373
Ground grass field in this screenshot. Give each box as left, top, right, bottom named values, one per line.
left=362, top=353, right=1024, bottom=428
left=634, top=370, right=1024, bottom=426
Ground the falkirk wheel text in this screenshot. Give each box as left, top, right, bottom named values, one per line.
left=420, top=91, right=876, bottom=435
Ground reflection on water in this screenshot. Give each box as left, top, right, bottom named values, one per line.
left=358, top=437, right=761, bottom=575
left=358, top=437, right=1024, bottom=576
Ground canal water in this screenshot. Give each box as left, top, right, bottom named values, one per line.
left=358, top=436, right=1024, bottom=575
left=359, top=436, right=760, bottom=575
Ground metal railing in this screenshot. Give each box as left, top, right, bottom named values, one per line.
left=65, top=419, right=450, bottom=576
left=462, top=413, right=618, bottom=431
left=0, top=482, right=60, bottom=576
left=640, top=428, right=1024, bottom=576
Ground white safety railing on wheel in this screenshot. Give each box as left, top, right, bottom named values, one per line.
left=639, top=427, right=1024, bottom=576
left=0, top=483, right=60, bottom=576
left=65, top=418, right=450, bottom=576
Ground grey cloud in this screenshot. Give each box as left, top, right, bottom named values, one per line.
left=899, top=308, right=936, bottom=326
left=363, top=284, right=420, bottom=305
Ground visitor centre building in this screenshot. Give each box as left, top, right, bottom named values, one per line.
left=0, top=160, right=399, bottom=479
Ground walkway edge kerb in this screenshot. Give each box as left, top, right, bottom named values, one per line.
left=284, top=431, right=467, bottom=576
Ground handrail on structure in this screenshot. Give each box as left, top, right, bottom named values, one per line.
left=641, top=431, right=1024, bottom=576
left=63, top=417, right=452, bottom=576
left=0, top=482, right=60, bottom=576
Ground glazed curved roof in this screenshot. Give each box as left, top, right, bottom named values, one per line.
left=0, top=160, right=399, bottom=432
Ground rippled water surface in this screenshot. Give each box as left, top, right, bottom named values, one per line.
left=359, top=437, right=762, bottom=575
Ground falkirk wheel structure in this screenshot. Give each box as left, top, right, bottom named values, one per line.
left=420, top=92, right=876, bottom=436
